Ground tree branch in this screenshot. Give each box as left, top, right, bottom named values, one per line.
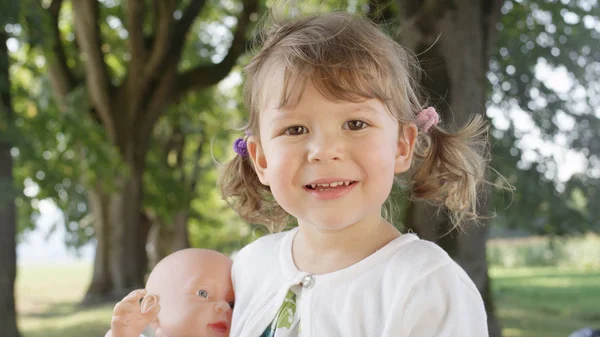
left=129, top=0, right=205, bottom=135
left=188, top=136, right=206, bottom=193
left=48, top=0, right=62, bottom=15
left=123, top=0, right=148, bottom=123
left=170, top=0, right=209, bottom=63
left=136, top=67, right=178, bottom=159
left=44, top=0, right=76, bottom=107
left=126, top=0, right=146, bottom=72
left=71, top=0, right=116, bottom=142
left=144, top=0, right=178, bottom=81
left=172, top=0, right=258, bottom=101
left=483, top=0, right=503, bottom=62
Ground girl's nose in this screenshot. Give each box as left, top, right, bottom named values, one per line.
left=307, top=132, right=344, bottom=162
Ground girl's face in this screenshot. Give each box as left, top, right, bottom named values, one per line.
left=248, top=76, right=417, bottom=232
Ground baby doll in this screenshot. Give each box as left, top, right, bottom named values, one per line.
left=105, top=248, right=234, bottom=337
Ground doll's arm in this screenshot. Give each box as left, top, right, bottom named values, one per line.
left=105, top=289, right=160, bottom=337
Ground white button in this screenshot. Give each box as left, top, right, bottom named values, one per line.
left=301, top=275, right=314, bottom=288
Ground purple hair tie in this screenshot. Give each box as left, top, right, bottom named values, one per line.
left=233, top=138, right=248, bottom=157
left=233, top=130, right=251, bottom=157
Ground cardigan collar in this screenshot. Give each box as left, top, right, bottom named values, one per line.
left=278, top=227, right=419, bottom=287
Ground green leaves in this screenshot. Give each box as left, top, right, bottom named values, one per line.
left=489, top=0, right=600, bottom=234
left=0, top=0, right=19, bottom=26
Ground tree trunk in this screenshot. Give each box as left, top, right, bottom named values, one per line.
left=83, top=163, right=150, bottom=303
left=82, top=184, right=113, bottom=303
left=0, top=29, right=21, bottom=337
left=397, top=1, right=503, bottom=336
left=108, top=173, right=143, bottom=293
left=147, top=210, right=190, bottom=268
left=172, top=211, right=190, bottom=250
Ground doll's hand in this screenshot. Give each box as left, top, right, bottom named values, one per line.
left=110, top=289, right=160, bottom=337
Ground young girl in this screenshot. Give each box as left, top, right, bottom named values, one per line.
left=219, top=10, right=490, bottom=337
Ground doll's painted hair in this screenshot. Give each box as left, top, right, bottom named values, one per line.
left=219, top=10, right=490, bottom=232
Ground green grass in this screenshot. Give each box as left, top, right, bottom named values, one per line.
left=15, top=263, right=600, bottom=337
left=16, top=263, right=113, bottom=337
left=491, top=266, right=600, bottom=337
left=488, top=234, right=600, bottom=269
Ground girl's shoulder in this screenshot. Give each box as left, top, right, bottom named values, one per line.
left=382, top=234, right=467, bottom=283
left=232, top=229, right=293, bottom=269
left=386, top=235, right=481, bottom=298
left=387, top=234, right=452, bottom=267
left=230, top=229, right=293, bottom=288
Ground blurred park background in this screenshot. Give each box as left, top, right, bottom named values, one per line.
left=0, top=0, right=599, bottom=337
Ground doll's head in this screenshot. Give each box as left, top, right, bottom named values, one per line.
left=145, top=248, right=234, bottom=337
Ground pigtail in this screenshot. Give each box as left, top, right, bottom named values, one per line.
left=218, top=145, right=289, bottom=232
left=410, top=114, right=491, bottom=228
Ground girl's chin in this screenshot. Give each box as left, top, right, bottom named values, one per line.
left=297, top=218, right=360, bottom=232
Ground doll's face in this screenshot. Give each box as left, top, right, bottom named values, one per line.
left=148, top=249, right=234, bottom=337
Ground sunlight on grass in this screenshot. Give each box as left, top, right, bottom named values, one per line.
left=492, top=266, right=600, bottom=337
left=18, top=263, right=91, bottom=311
left=503, top=328, right=526, bottom=337
left=16, top=263, right=113, bottom=337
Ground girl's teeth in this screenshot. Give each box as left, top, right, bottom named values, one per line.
left=309, top=181, right=353, bottom=189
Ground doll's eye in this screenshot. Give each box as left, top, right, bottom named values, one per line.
left=197, top=290, right=208, bottom=298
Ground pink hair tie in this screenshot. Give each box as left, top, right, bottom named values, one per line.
left=416, top=107, right=439, bottom=133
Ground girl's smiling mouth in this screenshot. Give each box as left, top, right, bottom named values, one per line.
left=304, top=180, right=357, bottom=200
left=305, top=180, right=355, bottom=189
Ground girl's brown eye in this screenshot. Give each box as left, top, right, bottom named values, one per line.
left=197, top=290, right=208, bottom=298
left=345, top=120, right=367, bottom=130
left=285, top=126, right=307, bottom=135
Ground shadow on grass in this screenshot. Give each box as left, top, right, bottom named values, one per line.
left=22, top=300, right=115, bottom=318
left=25, top=321, right=108, bottom=337
left=20, top=302, right=113, bottom=337
left=494, top=288, right=600, bottom=325
left=22, top=302, right=82, bottom=318
left=498, top=305, right=599, bottom=337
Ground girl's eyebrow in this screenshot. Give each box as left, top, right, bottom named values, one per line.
left=348, top=106, right=378, bottom=114
left=267, top=101, right=380, bottom=124
left=268, top=109, right=298, bottom=123
left=345, top=100, right=382, bottom=112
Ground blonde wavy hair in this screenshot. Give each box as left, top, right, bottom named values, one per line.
left=219, top=10, right=491, bottom=232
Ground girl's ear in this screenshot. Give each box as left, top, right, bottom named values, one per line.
left=247, top=136, right=270, bottom=186
left=394, top=123, right=418, bottom=174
